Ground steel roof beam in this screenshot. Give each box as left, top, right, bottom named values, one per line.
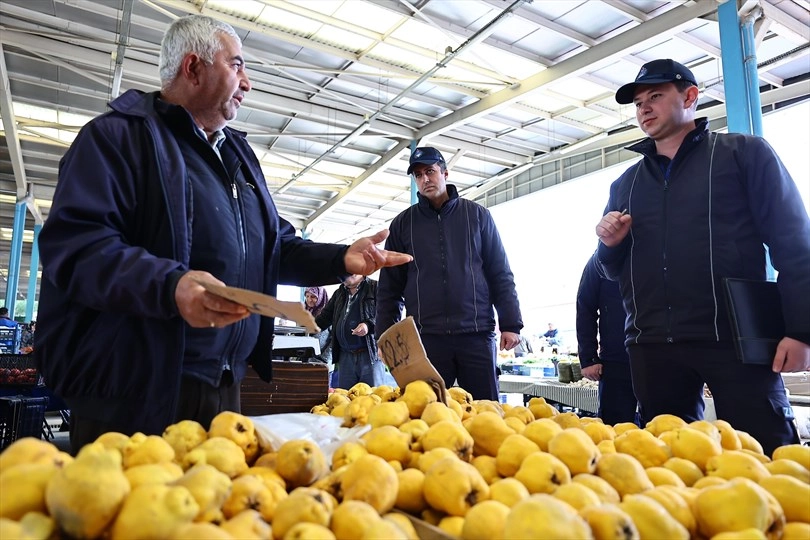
left=417, top=0, right=718, bottom=140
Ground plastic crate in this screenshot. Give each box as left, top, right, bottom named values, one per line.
left=0, top=395, right=48, bottom=449
left=0, top=354, right=41, bottom=387
left=0, top=327, right=20, bottom=354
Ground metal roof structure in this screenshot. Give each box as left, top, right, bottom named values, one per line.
left=1, top=0, right=808, bottom=304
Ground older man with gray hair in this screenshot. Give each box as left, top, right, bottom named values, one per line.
left=36, top=14, right=411, bottom=454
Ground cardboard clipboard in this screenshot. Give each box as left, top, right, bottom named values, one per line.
left=377, top=317, right=447, bottom=403
left=195, top=280, right=320, bottom=334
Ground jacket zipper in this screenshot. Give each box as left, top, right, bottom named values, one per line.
left=662, top=161, right=673, bottom=342
left=225, top=177, right=248, bottom=371
left=438, top=212, right=452, bottom=334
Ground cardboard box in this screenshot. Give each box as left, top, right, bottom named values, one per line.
left=378, top=317, right=447, bottom=402
left=392, top=511, right=454, bottom=540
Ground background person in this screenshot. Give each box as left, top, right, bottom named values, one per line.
left=315, top=275, right=385, bottom=388
left=576, top=253, right=638, bottom=425
left=303, top=286, right=333, bottom=380
left=595, top=58, right=810, bottom=454
left=35, top=14, right=410, bottom=454
left=542, top=322, right=560, bottom=346
left=0, top=307, right=16, bottom=328
left=376, top=146, right=523, bottom=400
left=513, top=334, right=533, bottom=358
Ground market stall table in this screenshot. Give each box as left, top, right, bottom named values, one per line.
left=499, top=374, right=599, bottom=414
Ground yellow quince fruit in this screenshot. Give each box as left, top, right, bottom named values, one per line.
left=503, top=494, right=592, bottom=539
left=423, top=457, right=489, bottom=516
left=45, top=442, right=130, bottom=539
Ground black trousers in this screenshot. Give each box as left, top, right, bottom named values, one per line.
left=628, top=341, right=798, bottom=455
left=69, top=372, right=241, bottom=456
left=420, top=332, right=498, bottom=401
left=597, top=360, right=639, bottom=425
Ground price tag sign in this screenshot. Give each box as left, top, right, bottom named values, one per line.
left=194, top=279, right=320, bottom=333
left=378, top=316, right=447, bottom=403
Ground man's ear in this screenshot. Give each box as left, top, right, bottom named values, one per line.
left=684, top=85, right=700, bottom=109
left=179, top=53, right=204, bottom=86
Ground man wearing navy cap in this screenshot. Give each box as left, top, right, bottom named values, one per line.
left=376, top=147, right=524, bottom=400
left=595, top=59, right=810, bottom=453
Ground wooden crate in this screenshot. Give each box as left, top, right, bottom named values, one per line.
left=240, top=361, right=328, bottom=416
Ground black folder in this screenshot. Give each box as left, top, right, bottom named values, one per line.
left=722, top=278, right=784, bottom=365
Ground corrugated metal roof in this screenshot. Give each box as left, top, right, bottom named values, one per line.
left=1, top=0, right=808, bottom=299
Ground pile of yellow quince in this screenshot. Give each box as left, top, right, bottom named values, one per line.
left=1, top=380, right=809, bottom=540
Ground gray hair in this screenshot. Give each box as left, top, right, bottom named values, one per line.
left=159, top=15, right=241, bottom=87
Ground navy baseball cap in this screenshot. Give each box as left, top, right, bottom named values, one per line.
left=407, top=147, right=446, bottom=175
left=615, top=59, right=697, bottom=104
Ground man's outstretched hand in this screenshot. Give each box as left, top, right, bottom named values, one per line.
left=344, top=229, right=412, bottom=275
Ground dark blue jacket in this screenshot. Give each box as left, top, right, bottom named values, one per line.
left=576, top=254, right=628, bottom=368
left=376, top=184, right=522, bottom=338
left=36, top=90, right=347, bottom=433
left=598, top=119, right=810, bottom=347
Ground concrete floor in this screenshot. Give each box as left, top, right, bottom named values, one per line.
left=44, top=412, right=71, bottom=452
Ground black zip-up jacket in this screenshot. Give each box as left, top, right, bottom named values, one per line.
left=315, top=278, right=379, bottom=363
left=36, top=90, right=347, bottom=433
left=598, top=119, right=810, bottom=347
left=376, top=184, right=522, bottom=338
left=576, top=254, right=628, bottom=367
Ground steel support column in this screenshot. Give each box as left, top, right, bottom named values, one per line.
left=742, top=11, right=765, bottom=137
left=4, top=202, right=26, bottom=315
left=719, top=1, right=774, bottom=278
left=25, top=224, right=41, bottom=322
left=718, top=0, right=752, bottom=134
left=410, top=140, right=418, bottom=206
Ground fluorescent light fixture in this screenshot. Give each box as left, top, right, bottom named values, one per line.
left=559, top=132, right=608, bottom=155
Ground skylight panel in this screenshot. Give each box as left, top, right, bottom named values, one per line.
left=332, top=2, right=402, bottom=34
left=207, top=0, right=265, bottom=20
left=255, top=4, right=322, bottom=35
left=456, top=42, right=544, bottom=80
left=14, top=103, right=56, bottom=123
left=547, top=78, right=608, bottom=101
left=389, top=19, right=461, bottom=58
left=367, top=42, right=437, bottom=72
left=313, top=25, right=375, bottom=52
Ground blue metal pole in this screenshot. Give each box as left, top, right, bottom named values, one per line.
left=718, top=0, right=752, bottom=135
left=741, top=12, right=764, bottom=137
left=4, top=202, right=26, bottom=316
left=25, top=223, right=41, bottom=322
left=741, top=11, right=773, bottom=279
left=720, top=3, right=774, bottom=279
left=409, top=140, right=418, bottom=206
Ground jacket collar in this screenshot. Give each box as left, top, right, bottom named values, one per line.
left=627, top=117, right=710, bottom=158
left=416, top=183, right=460, bottom=212
left=109, top=89, right=249, bottom=140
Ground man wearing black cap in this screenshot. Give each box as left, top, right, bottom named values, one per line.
left=595, top=59, right=810, bottom=454
left=376, top=147, right=523, bottom=400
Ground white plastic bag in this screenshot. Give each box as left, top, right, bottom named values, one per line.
left=251, top=413, right=370, bottom=463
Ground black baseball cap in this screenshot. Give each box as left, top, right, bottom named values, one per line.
left=615, top=59, right=698, bottom=104
left=407, top=147, right=446, bottom=175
